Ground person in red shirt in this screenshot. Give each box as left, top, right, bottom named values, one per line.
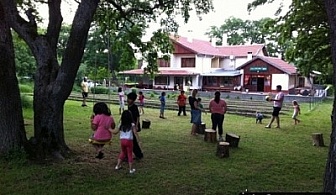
left=177, top=90, right=187, bottom=116
left=209, top=91, right=227, bottom=141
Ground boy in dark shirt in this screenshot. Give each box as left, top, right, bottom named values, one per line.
left=127, top=92, right=143, bottom=159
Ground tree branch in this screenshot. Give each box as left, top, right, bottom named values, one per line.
left=46, top=0, right=63, bottom=55
left=1, top=0, right=38, bottom=48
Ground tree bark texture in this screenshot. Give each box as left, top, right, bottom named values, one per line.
left=2, top=0, right=100, bottom=159
left=324, top=0, right=336, bottom=193
left=0, top=1, right=27, bottom=154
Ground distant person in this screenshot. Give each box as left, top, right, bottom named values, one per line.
left=159, top=92, right=166, bottom=119
left=189, top=89, right=201, bottom=136
left=265, top=85, right=285, bottom=129
left=138, top=91, right=145, bottom=115
left=186, top=81, right=191, bottom=95
left=209, top=91, right=227, bottom=141
left=255, top=111, right=264, bottom=124
left=177, top=90, right=187, bottom=116
left=127, top=92, right=144, bottom=159
left=115, top=110, right=141, bottom=174
left=90, top=102, right=116, bottom=159
left=118, top=87, right=125, bottom=115
left=81, top=77, right=89, bottom=107
left=292, top=100, right=301, bottom=125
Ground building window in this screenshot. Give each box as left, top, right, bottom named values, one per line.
left=181, top=58, right=195, bottom=68
left=220, top=77, right=233, bottom=87
left=155, top=76, right=169, bottom=85
left=298, top=77, right=305, bottom=87
left=185, top=76, right=193, bottom=86
left=158, top=58, right=170, bottom=67
left=205, top=76, right=218, bottom=86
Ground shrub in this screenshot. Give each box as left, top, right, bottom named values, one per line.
left=131, top=88, right=137, bottom=94
left=226, top=95, right=230, bottom=99
left=326, top=84, right=334, bottom=96
left=150, top=93, right=156, bottom=98
left=91, top=87, right=110, bottom=94
left=19, top=84, right=33, bottom=93
left=72, top=85, right=82, bottom=93
left=21, top=94, right=33, bottom=109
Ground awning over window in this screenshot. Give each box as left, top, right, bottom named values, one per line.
left=201, top=69, right=241, bottom=77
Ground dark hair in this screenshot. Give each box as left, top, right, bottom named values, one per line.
left=139, top=91, right=143, bottom=95
left=93, top=102, right=111, bottom=116
left=214, top=91, right=221, bottom=103
left=276, top=85, right=282, bottom=91
left=161, top=92, right=166, bottom=96
left=181, top=90, right=185, bottom=94
left=83, top=77, right=87, bottom=82
left=127, top=92, right=137, bottom=101
left=118, top=87, right=122, bottom=92
left=120, top=110, right=133, bottom=132
left=197, top=98, right=202, bottom=102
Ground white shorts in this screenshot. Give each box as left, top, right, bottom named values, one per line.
left=119, top=101, right=125, bottom=109
left=292, top=112, right=298, bottom=119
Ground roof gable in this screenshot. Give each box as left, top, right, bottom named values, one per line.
left=237, top=56, right=297, bottom=75
left=170, top=35, right=267, bottom=57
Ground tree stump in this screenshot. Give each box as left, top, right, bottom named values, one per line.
left=197, top=123, right=206, bottom=135
left=142, top=119, right=151, bottom=129
left=204, top=129, right=217, bottom=143
left=225, top=133, right=240, bottom=147
left=312, top=133, right=325, bottom=146
left=216, top=142, right=230, bottom=158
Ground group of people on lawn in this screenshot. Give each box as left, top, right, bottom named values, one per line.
left=83, top=76, right=298, bottom=174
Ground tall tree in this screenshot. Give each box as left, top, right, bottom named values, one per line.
left=206, top=17, right=282, bottom=56
left=1, top=0, right=213, bottom=159
left=0, top=1, right=27, bottom=154
left=324, top=0, right=336, bottom=193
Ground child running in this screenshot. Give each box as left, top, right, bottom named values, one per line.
left=90, top=102, right=116, bottom=159
left=138, top=91, right=145, bottom=115
left=292, top=100, right=301, bottom=125
left=118, top=87, right=125, bottom=115
left=115, top=110, right=141, bottom=174
left=159, top=92, right=166, bottom=119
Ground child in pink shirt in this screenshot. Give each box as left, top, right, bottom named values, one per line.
left=91, top=102, right=116, bottom=159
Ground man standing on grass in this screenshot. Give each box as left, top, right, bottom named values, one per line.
left=265, top=85, right=284, bottom=129
left=81, top=77, right=89, bottom=107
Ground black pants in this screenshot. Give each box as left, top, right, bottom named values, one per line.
left=132, top=131, right=143, bottom=159
left=211, top=113, right=224, bottom=136
left=178, top=106, right=187, bottom=116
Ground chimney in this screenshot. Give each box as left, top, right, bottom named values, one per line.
left=247, top=52, right=253, bottom=60
left=211, top=37, right=216, bottom=47
left=222, top=33, right=228, bottom=46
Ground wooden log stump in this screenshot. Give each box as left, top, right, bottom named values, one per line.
left=312, top=133, right=325, bottom=147
left=204, top=129, right=217, bottom=143
left=197, top=123, right=206, bottom=135
left=225, top=133, right=240, bottom=148
left=216, top=142, right=230, bottom=158
left=142, top=119, right=151, bottom=129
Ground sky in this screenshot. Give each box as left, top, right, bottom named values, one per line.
left=39, top=0, right=291, bottom=40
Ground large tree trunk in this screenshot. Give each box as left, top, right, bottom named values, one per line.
left=324, top=0, right=336, bottom=194
left=2, top=0, right=100, bottom=159
left=0, top=1, right=27, bottom=154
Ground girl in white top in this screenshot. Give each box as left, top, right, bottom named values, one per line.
left=115, top=110, right=141, bottom=174
left=118, top=87, right=125, bottom=115
left=292, top=100, right=301, bottom=125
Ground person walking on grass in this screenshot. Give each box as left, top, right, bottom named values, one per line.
left=292, top=100, right=301, bottom=125
left=81, top=77, right=89, bottom=107
left=177, top=90, right=187, bottom=116
left=118, top=87, right=125, bottom=115
left=115, top=110, right=141, bottom=174
left=127, top=92, right=144, bottom=159
left=159, top=92, right=166, bottom=119
left=209, top=91, right=227, bottom=141
left=90, top=102, right=116, bottom=159
left=138, top=91, right=145, bottom=115
left=265, top=85, right=285, bottom=129
left=189, top=89, right=201, bottom=136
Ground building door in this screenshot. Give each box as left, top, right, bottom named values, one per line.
left=174, top=77, right=184, bottom=90
left=257, top=77, right=265, bottom=92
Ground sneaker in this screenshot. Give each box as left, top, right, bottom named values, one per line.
left=115, top=165, right=122, bottom=170
left=129, top=169, right=136, bottom=174
left=218, top=136, right=224, bottom=142
left=95, top=152, right=104, bottom=159
left=265, top=125, right=271, bottom=128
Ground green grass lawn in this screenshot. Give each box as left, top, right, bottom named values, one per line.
left=1, top=99, right=333, bottom=195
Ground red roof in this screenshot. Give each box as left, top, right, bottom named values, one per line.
left=170, top=36, right=266, bottom=57
left=121, top=68, right=198, bottom=76
left=238, top=56, right=297, bottom=75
